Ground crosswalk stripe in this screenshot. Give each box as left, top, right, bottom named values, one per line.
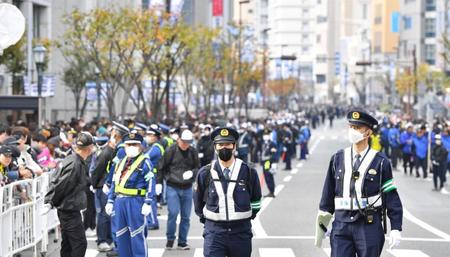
left=85, top=249, right=99, bottom=257
left=323, top=247, right=331, bottom=256
left=283, top=175, right=292, bottom=182
left=193, top=248, right=204, bottom=257
left=259, top=248, right=295, bottom=257
left=148, top=248, right=165, bottom=257
left=387, top=249, right=430, bottom=257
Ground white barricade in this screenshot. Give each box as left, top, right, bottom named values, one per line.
left=0, top=173, right=60, bottom=257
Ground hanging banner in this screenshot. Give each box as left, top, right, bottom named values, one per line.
left=24, top=75, right=56, bottom=97
left=212, top=0, right=223, bottom=17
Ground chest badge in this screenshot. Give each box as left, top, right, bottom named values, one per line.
left=368, top=169, right=377, bottom=175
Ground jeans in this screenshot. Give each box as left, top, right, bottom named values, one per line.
left=94, top=190, right=113, bottom=245
left=415, top=157, right=428, bottom=178
left=166, top=185, right=193, bottom=244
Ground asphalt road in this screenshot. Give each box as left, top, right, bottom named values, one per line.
left=21, top=119, right=450, bottom=257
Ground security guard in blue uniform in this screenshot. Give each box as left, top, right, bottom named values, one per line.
left=144, top=124, right=165, bottom=230
left=105, top=132, right=155, bottom=257
left=194, top=127, right=262, bottom=257
left=237, top=124, right=252, bottom=163
left=315, top=109, right=403, bottom=257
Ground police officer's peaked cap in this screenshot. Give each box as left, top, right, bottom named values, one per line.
left=123, top=132, right=144, bottom=144
left=134, top=122, right=148, bottom=131
left=347, top=109, right=378, bottom=129
left=112, top=121, right=130, bottom=136
left=146, top=124, right=161, bottom=137
left=211, top=127, right=240, bottom=143
left=158, top=123, right=170, bottom=134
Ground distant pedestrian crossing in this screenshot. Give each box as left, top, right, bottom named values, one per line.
left=85, top=247, right=431, bottom=257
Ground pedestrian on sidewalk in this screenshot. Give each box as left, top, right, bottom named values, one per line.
left=43, top=132, right=94, bottom=257
left=157, top=129, right=199, bottom=250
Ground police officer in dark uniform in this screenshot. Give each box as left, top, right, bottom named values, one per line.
left=193, top=127, right=262, bottom=257
left=315, top=109, right=403, bottom=257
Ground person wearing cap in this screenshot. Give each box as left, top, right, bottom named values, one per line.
left=431, top=134, right=449, bottom=194
left=412, top=126, right=429, bottom=180
left=157, top=129, right=199, bottom=250
left=197, top=124, right=215, bottom=167
left=43, top=132, right=95, bottom=257
left=105, top=132, right=155, bottom=257
left=193, top=127, right=262, bottom=257
left=237, top=123, right=252, bottom=163
left=400, top=124, right=415, bottom=176
left=89, top=136, right=115, bottom=252
left=315, top=109, right=403, bottom=257
left=261, top=129, right=278, bottom=198
left=144, top=124, right=166, bottom=230
left=1, top=145, right=31, bottom=184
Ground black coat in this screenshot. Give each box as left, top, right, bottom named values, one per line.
left=45, top=153, right=89, bottom=211
left=90, top=146, right=114, bottom=189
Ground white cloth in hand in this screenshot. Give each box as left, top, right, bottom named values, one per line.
left=105, top=203, right=114, bottom=216
left=389, top=230, right=401, bottom=249
left=102, top=184, right=110, bottom=194
left=155, top=184, right=163, bottom=195
left=141, top=203, right=152, bottom=216
left=183, top=170, right=193, bottom=180
left=41, top=203, right=52, bottom=215
left=90, top=185, right=96, bottom=193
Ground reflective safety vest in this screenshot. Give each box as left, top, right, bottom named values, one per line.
left=151, top=142, right=165, bottom=173
left=370, top=134, right=382, bottom=151
left=164, top=136, right=174, bottom=148
left=203, top=159, right=253, bottom=221
left=114, top=154, right=147, bottom=196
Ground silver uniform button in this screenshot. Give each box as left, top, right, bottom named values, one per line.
left=350, top=216, right=354, bottom=220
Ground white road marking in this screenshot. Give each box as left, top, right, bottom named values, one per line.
left=331, top=135, right=338, bottom=140
left=387, top=249, right=430, bottom=257
left=296, top=162, right=304, bottom=168
left=283, top=175, right=293, bottom=182
left=291, top=169, right=299, bottom=174
left=85, top=249, right=99, bottom=257
left=85, top=235, right=450, bottom=242
left=309, top=136, right=324, bottom=154
left=259, top=248, right=296, bottom=257
left=148, top=248, right=165, bottom=257
left=323, top=247, right=331, bottom=256
left=253, top=185, right=285, bottom=237
left=404, top=208, right=450, bottom=240
left=193, top=248, right=204, bottom=257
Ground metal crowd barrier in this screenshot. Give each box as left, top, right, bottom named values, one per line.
left=0, top=173, right=60, bottom=257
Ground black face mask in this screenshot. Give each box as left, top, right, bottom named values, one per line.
left=217, top=148, right=233, bottom=161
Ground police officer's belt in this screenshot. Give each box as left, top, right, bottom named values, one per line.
left=334, top=194, right=382, bottom=210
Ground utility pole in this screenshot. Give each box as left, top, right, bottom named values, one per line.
left=165, top=0, right=171, bottom=118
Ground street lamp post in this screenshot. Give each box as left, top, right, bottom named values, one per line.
left=33, top=44, right=47, bottom=126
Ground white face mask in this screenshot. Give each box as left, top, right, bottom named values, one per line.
left=110, top=135, right=116, bottom=145
left=125, top=146, right=140, bottom=158
left=348, top=128, right=367, bottom=144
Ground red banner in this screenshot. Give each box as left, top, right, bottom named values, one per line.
left=212, top=0, right=223, bottom=17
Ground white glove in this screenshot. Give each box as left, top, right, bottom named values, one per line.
left=102, top=184, right=110, bottom=194
left=389, top=230, right=401, bottom=249
left=155, top=184, right=163, bottom=195
left=198, top=153, right=204, bottom=158
left=41, top=203, right=52, bottom=215
left=105, top=203, right=114, bottom=216
left=272, top=163, right=278, bottom=170
left=90, top=185, right=96, bottom=193
left=141, top=203, right=152, bottom=216
left=183, top=170, right=193, bottom=180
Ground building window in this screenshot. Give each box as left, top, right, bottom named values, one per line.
left=302, top=34, right=309, bottom=40
left=404, top=0, right=416, bottom=4
left=302, top=46, right=309, bottom=52
left=316, top=74, right=326, bottom=83
left=425, top=44, right=436, bottom=64
left=374, top=4, right=382, bottom=24
left=403, top=16, right=412, bottom=30
left=374, top=32, right=382, bottom=53
left=33, top=5, right=42, bottom=39
left=317, top=16, right=327, bottom=23
left=303, top=8, right=309, bottom=15
left=316, top=34, right=321, bottom=43
left=425, top=0, right=436, bottom=11
left=362, top=4, right=367, bottom=19
left=302, top=21, right=309, bottom=27
left=425, top=18, right=436, bottom=37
